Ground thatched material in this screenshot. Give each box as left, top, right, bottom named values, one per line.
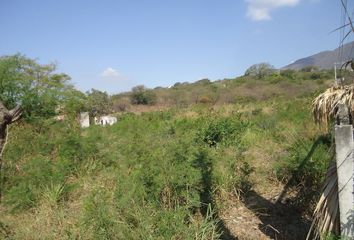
left=312, top=85, right=354, bottom=126
left=309, top=86, right=346, bottom=239
left=306, top=161, right=340, bottom=240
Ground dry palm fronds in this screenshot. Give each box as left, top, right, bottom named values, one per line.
left=306, top=161, right=340, bottom=240
left=312, top=85, right=354, bottom=126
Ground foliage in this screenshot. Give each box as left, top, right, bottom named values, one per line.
left=244, top=62, right=276, bottom=78
left=0, top=58, right=334, bottom=239
left=110, top=67, right=332, bottom=109
left=86, top=88, right=112, bottom=115
left=280, top=69, right=296, bottom=79
left=0, top=54, right=76, bottom=121
left=3, top=120, right=98, bottom=211
left=197, top=115, right=249, bottom=147
left=274, top=137, right=331, bottom=183
left=230, top=161, right=255, bottom=196
left=196, top=78, right=211, bottom=85
left=130, top=85, right=157, bottom=105
left=61, top=88, right=87, bottom=115
left=198, top=95, right=214, bottom=104
left=112, top=96, right=130, bottom=112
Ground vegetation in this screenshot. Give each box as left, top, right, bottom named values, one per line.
left=312, top=85, right=354, bottom=126
left=109, top=67, right=334, bottom=111
left=86, top=89, right=113, bottom=116
left=0, top=54, right=78, bottom=120
left=0, top=55, right=339, bottom=239
left=244, top=62, right=276, bottom=79
left=308, top=84, right=354, bottom=239
left=130, top=85, right=157, bottom=105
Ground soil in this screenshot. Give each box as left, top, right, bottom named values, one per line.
left=219, top=186, right=312, bottom=240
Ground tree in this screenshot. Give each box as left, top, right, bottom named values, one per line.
left=61, top=89, right=87, bottom=115
left=0, top=54, right=76, bottom=199
left=86, top=89, right=112, bottom=116
left=0, top=54, right=75, bottom=121
left=244, top=62, right=276, bottom=78
left=130, top=85, right=157, bottom=105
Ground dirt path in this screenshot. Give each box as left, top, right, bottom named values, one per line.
left=219, top=187, right=312, bottom=240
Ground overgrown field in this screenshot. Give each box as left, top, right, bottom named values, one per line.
left=0, top=88, right=333, bottom=239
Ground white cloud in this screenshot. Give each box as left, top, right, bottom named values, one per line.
left=245, top=0, right=300, bottom=21
left=101, top=67, right=121, bottom=78
left=100, top=67, right=130, bottom=83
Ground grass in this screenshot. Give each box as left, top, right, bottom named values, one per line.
left=0, top=74, right=335, bottom=239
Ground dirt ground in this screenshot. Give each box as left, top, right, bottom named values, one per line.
left=219, top=185, right=312, bottom=240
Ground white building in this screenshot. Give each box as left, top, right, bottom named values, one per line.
left=94, top=115, right=117, bottom=126
left=80, top=112, right=90, bottom=128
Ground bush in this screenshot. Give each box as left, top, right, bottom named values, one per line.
left=310, top=72, right=321, bottom=80
left=198, top=95, right=214, bottom=104
left=197, top=115, right=249, bottom=147
left=113, top=101, right=129, bottom=112
left=3, top=120, right=98, bottom=211
left=130, top=85, right=157, bottom=105
left=273, top=135, right=332, bottom=201
left=231, top=161, right=254, bottom=196
left=280, top=69, right=296, bottom=79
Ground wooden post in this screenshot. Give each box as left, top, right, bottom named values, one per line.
left=335, top=104, right=354, bottom=238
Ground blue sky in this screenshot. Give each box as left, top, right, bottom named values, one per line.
left=0, top=0, right=347, bottom=93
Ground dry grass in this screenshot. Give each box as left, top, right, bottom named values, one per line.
left=306, top=161, right=339, bottom=240
left=309, top=85, right=346, bottom=239
left=312, top=85, right=354, bottom=126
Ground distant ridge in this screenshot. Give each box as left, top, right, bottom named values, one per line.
left=283, top=41, right=354, bottom=70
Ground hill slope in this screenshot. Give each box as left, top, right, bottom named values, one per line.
left=283, top=41, right=354, bottom=70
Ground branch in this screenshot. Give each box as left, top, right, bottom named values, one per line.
left=8, top=105, right=22, bottom=123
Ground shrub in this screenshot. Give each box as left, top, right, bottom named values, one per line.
left=3, top=120, right=98, bottom=211
left=274, top=136, right=332, bottom=191
left=197, top=116, right=249, bottom=147
left=310, top=72, right=321, bottom=80
left=231, top=161, right=254, bottom=196
left=113, top=101, right=129, bottom=112
left=196, top=78, right=211, bottom=85
left=130, top=85, right=157, bottom=105
left=198, top=95, right=214, bottom=104
left=280, top=69, right=296, bottom=79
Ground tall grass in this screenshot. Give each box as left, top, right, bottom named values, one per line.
left=0, top=93, right=332, bottom=239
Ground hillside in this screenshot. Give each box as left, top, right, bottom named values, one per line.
left=111, top=69, right=334, bottom=113
left=283, top=41, right=354, bottom=70
left=0, top=69, right=335, bottom=239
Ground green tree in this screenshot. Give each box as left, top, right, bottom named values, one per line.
left=244, top=62, right=276, bottom=79
left=61, top=89, right=87, bottom=115
left=0, top=54, right=78, bottom=199
left=130, top=85, right=157, bottom=105
left=0, top=54, right=74, bottom=120
left=86, top=89, right=112, bottom=116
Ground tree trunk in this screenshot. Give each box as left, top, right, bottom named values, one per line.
left=0, top=101, right=22, bottom=201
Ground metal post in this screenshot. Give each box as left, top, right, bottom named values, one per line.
left=335, top=104, right=354, bottom=238
left=335, top=63, right=337, bottom=84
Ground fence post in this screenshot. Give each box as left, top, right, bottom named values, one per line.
left=335, top=103, right=354, bottom=238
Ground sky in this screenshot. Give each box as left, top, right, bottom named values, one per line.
left=0, top=0, right=348, bottom=94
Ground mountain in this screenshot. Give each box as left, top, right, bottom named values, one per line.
left=283, top=41, right=354, bottom=70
